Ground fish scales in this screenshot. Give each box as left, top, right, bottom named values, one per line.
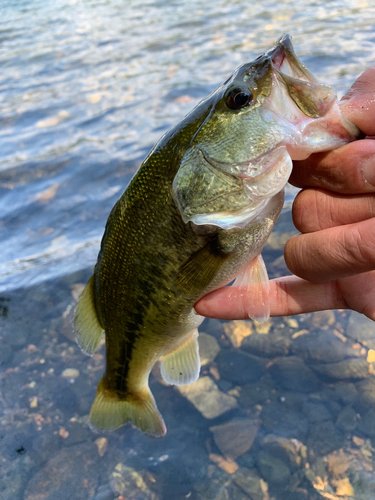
left=74, top=34, right=360, bottom=437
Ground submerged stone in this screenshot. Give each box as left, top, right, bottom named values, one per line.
left=336, top=405, right=357, bottom=432
left=357, top=377, right=375, bottom=405
left=241, top=332, right=290, bottom=358
left=291, top=330, right=357, bottom=364
left=24, top=444, right=99, bottom=500
left=177, top=376, right=237, bottom=419
left=209, top=419, right=259, bottom=460
left=109, top=463, right=158, bottom=499
left=311, top=359, right=370, bottom=380
left=223, top=320, right=252, bottom=348
left=302, top=401, right=332, bottom=423
left=261, top=402, right=309, bottom=440
left=347, top=311, right=375, bottom=349
left=198, top=332, right=220, bottom=366
left=268, top=356, right=321, bottom=393
left=215, top=350, right=264, bottom=384
left=307, top=421, right=345, bottom=456
left=257, top=451, right=291, bottom=485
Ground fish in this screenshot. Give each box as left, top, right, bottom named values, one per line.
left=74, top=34, right=359, bottom=438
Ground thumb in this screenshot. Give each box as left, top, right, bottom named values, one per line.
left=339, top=67, right=375, bottom=137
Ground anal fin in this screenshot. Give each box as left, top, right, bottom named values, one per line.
left=228, top=253, right=270, bottom=323
left=160, top=329, right=200, bottom=385
left=74, top=275, right=104, bottom=356
left=89, top=378, right=166, bottom=438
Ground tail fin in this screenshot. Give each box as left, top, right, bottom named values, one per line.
left=89, top=378, right=166, bottom=438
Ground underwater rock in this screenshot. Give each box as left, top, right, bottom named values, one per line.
left=198, top=332, right=220, bottom=366
left=92, top=484, right=116, bottom=500
left=61, top=368, right=80, bottom=379
left=24, top=444, right=99, bottom=500
left=261, top=402, right=309, bottom=440
left=209, top=419, right=259, bottom=460
left=232, top=468, right=267, bottom=500
left=176, top=376, right=237, bottom=419
left=357, top=410, right=375, bottom=438
left=261, top=434, right=303, bottom=469
left=194, top=465, right=266, bottom=500
left=223, top=320, right=253, bottom=348
left=241, top=331, right=290, bottom=357
left=291, top=330, right=358, bottom=364
left=302, top=401, right=332, bottom=423
left=357, top=377, right=375, bottom=405
left=109, top=463, right=158, bottom=499
left=215, top=350, right=264, bottom=384
left=268, top=356, right=321, bottom=393
left=257, top=450, right=291, bottom=485
left=311, top=359, right=370, bottom=380
left=336, top=405, right=358, bottom=433
left=332, top=381, right=360, bottom=406
left=347, top=311, right=375, bottom=349
left=238, top=374, right=275, bottom=408
left=307, top=421, right=345, bottom=456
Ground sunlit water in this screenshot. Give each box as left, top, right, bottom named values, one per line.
left=1, top=1, right=375, bottom=499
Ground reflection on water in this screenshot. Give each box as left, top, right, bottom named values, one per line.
left=1, top=0, right=375, bottom=499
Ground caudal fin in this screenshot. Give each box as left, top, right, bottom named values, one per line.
left=89, top=378, right=166, bottom=438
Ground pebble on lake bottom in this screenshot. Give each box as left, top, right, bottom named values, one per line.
left=176, top=376, right=237, bottom=419
left=209, top=419, right=259, bottom=460
left=198, top=332, right=220, bottom=366
left=223, top=320, right=253, bottom=348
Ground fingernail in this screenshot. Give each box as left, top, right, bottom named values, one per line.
left=362, top=156, right=375, bottom=186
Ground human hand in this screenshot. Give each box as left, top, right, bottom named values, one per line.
left=195, top=67, right=375, bottom=321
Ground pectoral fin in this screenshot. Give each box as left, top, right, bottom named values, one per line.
left=229, top=253, right=270, bottom=323
left=160, top=329, right=200, bottom=385
left=74, top=276, right=104, bottom=356
left=174, top=237, right=229, bottom=295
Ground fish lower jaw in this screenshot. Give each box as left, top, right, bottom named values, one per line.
left=286, top=102, right=361, bottom=160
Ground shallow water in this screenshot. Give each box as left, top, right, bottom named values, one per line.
left=1, top=1, right=375, bottom=499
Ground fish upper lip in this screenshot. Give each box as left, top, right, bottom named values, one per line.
left=269, top=33, right=317, bottom=84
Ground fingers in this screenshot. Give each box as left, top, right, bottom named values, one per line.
left=195, top=276, right=341, bottom=320
left=284, top=216, right=375, bottom=283
left=292, top=189, right=375, bottom=232
left=195, top=273, right=375, bottom=321
left=339, top=67, right=375, bottom=137
left=290, top=139, right=375, bottom=193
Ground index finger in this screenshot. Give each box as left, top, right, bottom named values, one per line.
left=290, top=138, right=375, bottom=193
left=290, top=66, right=375, bottom=193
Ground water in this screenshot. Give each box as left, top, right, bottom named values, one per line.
left=1, top=1, right=375, bottom=499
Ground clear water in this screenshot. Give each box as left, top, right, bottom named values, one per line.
left=1, top=1, right=375, bottom=499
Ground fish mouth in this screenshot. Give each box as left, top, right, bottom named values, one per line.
left=262, top=34, right=337, bottom=119
left=269, top=34, right=317, bottom=83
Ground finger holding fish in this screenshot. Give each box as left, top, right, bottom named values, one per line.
left=195, top=272, right=375, bottom=322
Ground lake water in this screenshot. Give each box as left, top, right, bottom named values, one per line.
left=1, top=1, right=375, bottom=499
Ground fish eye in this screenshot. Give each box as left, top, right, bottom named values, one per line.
left=226, top=88, right=253, bottom=110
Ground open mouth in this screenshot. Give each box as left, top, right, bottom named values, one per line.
left=267, top=34, right=337, bottom=119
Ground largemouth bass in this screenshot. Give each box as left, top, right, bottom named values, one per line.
left=74, top=34, right=359, bottom=437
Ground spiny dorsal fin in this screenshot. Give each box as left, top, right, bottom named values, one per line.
left=74, top=276, right=104, bottom=356
left=160, top=329, right=200, bottom=385
left=89, top=378, right=166, bottom=438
